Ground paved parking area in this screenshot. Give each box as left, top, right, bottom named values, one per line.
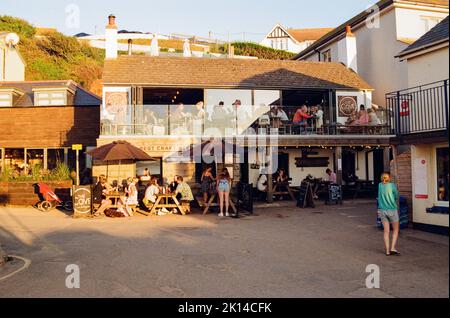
left=0, top=200, right=448, bottom=298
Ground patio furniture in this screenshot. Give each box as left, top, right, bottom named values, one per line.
left=142, top=193, right=186, bottom=216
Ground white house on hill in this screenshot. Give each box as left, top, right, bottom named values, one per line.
left=260, top=24, right=333, bottom=53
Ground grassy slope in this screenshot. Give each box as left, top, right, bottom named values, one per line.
left=0, top=16, right=104, bottom=95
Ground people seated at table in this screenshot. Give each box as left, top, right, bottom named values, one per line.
left=217, top=170, right=232, bottom=217
left=356, top=105, right=369, bottom=125
left=257, top=173, right=268, bottom=201
left=117, top=177, right=138, bottom=217
left=368, top=108, right=381, bottom=126
left=326, top=168, right=337, bottom=184
left=270, top=106, right=289, bottom=128
left=293, top=105, right=313, bottom=132
left=171, top=103, right=189, bottom=129
left=175, top=176, right=194, bottom=202
left=92, top=174, right=114, bottom=217
left=201, top=167, right=216, bottom=205
left=168, top=175, right=179, bottom=193
left=143, top=176, right=160, bottom=208
left=274, top=168, right=289, bottom=200
left=314, top=105, right=324, bottom=132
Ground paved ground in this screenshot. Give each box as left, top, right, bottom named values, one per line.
left=0, top=200, right=448, bottom=298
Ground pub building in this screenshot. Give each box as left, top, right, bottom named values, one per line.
left=0, top=33, right=101, bottom=173
left=96, top=15, right=395, bottom=200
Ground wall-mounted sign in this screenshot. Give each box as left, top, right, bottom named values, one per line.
left=338, top=96, right=357, bottom=117
left=414, top=158, right=428, bottom=199
left=72, top=144, right=83, bottom=151
left=295, top=157, right=330, bottom=168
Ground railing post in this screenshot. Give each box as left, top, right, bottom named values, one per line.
left=444, top=80, right=449, bottom=135
left=396, top=91, right=401, bottom=137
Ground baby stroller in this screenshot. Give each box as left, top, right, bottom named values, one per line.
left=36, top=182, right=73, bottom=212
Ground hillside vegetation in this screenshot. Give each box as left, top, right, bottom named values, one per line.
left=1, top=16, right=294, bottom=95
left=0, top=16, right=104, bottom=94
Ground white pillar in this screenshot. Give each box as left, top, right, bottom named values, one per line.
left=337, top=26, right=358, bottom=73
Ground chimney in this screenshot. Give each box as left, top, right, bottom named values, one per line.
left=127, top=39, right=133, bottom=55
left=337, top=25, right=358, bottom=72
left=105, top=14, right=118, bottom=59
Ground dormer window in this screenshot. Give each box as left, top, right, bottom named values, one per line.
left=0, top=88, right=24, bottom=107
left=33, top=87, right=74, bottom=106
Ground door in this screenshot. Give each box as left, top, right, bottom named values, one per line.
left=342, top=150, right=356, bottom=182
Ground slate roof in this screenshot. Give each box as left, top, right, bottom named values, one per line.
left=0, top=80, right=101, bottom=107
left=397, top=16, right=449, bottom=57
left=102, top=55, right=373, bottom=90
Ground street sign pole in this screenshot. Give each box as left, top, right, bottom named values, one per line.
left=72, top=144, right=83, bottom=186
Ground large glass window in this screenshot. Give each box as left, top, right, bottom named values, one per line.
left=48, top=149, right=65, bottom=170
left=35, top=91, right=67, bottom=106
left=436, top=147, right=449, bottom=203
left=4, top=148, right=25, bottom=172
left=26, top=149, right=44, bottom=168
left=137, top=159, right=162, bottom=182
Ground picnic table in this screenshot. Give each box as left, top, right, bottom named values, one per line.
left=202, top=193, right=237, bottom=215
left=143, top=193, right=187, bottom=216
left=105, top=192, right=125, bottom=209
left=273, top=182, right=296, bottom=200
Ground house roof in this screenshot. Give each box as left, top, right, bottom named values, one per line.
left=0, top=80, right=101, bottom=107
left=102, top=55, right=373, bottom=90
left=397, top=16, right=449, bottom=58
left=293, top=0, right=449, bottom=60
left=287, top=28, right=334, bottom=43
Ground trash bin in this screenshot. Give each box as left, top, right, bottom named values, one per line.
left=376, top=196, right=409, bottom=230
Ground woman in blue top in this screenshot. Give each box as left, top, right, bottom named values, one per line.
left=217, top=170, right=231, bottom=217
left=378, top=172, right=400, bottom=256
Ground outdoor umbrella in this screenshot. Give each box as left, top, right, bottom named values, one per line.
left=183, top=39, right=192, bottom=57
left=150, top=34, right=159, bottom=56
left=87, top=141, right=156, bottom=181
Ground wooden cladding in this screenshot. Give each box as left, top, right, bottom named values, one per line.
left=0, top=106, right=100, bottom=148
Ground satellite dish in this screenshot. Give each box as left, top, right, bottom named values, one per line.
left=5, top=33, right=20, bottom=46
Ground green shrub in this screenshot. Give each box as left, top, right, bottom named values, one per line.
left=50, top=163, right=71, bottom=181
left=211, top=42, right=295, bottom=60
left=0, top=163, right=71, bottom=182
left=0, top=15, right=36, bottom=39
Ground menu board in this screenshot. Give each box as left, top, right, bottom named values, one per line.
left=326, top=184, right=343, bottom=205
left=73, top=186, right=92, bottom=218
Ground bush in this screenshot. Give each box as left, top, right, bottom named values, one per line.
left=0, top=15, right=36, bottom=39
left=0, top=163, right=71, bottom=182
left=212, top=42, right=295, bottom=60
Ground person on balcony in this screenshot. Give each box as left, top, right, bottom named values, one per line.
left=270, top=106, right=289, bottom=129
left=368, top=108, right=381, bottom=126
left=356, top=105, right=369, bottom=125
left=293, top=105, right=313, bottom=133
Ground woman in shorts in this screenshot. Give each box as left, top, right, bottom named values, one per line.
left=377, top=172, right=400, bottom=256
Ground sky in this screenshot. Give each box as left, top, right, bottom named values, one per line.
left=0, top=0, right=377, bottom=41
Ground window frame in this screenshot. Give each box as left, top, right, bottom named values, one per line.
left=434, top=145, right=449, bottom=207
left=33, top=88, right=72, bottom=106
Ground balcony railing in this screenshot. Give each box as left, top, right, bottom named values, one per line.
left=386, top=80, right=449, bottom=136
left=100, top=104, right=393, bottom=137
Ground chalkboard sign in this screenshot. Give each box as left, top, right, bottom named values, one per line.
left=297, top=181, right=315, bottom=209
left=326, top=184, right=343, bottom=205
left=73, top=185, right=92, bottom=218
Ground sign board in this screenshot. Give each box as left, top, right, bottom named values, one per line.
left=414, top=158, right=428, bottom=199
left=73, top=185, right=92, bottom=218
left=72, top=144, right=83, bottom=151
left=297, top=181, right=315, bottom=209
left=326, top=184, right=343, bottom=205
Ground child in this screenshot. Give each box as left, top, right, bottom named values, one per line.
left=377, top=173, right=400, bottom=256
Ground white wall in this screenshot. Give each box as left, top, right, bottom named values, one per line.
left=335, top=90, right=367, bottom=124
left=411, top=143, right=449, bottom=227
left=395, top=7, right=448, bottom=40
left=406, top=46, right=449, bottom=88
left=300, top=7, right=448, bottom=106
left=260, top=37, right=310, bottom=54
left=0, top=47, right=25, bottom=81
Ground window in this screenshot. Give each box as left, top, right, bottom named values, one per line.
left=47, top=149, right=65, bottom=170
left=26, top=149, right=44, bottom=168
left=33, top=88, right=71, bottom=106
left=436, top=147, right=449, bottom=203
left=0, top=93, right=11, bottom=107
left=322, top=50, right=332, bottom=62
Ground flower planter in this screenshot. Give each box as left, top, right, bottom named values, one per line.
left=0, top=180, right=73, bottom=206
